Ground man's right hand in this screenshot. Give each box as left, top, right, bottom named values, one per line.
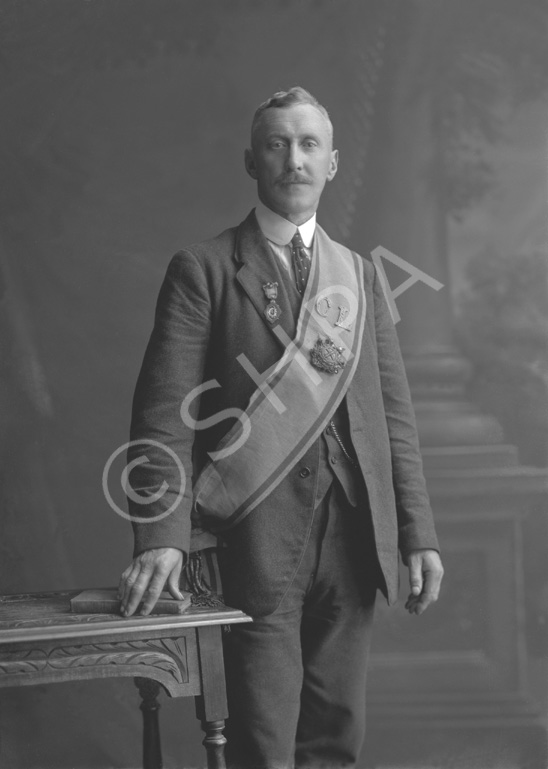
left=117, top=547, right=184, bottom=617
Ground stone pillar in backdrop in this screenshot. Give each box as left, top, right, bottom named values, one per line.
left=349, top=4, right=548, bottom=767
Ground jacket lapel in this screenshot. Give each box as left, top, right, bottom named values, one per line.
left=234, top=210, right=298, bottom=349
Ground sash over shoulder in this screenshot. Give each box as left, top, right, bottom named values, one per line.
left=193, top=224, right=366, bottom=533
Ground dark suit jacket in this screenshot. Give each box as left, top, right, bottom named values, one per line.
left=128, top=210, right=439, bottom=616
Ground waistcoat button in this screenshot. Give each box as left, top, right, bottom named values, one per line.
left=299, top=467, right=311, bottom=478
left=330, top=456, right=338, bottom=465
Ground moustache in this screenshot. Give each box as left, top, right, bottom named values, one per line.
left=277, top=175, right=312, bottom=185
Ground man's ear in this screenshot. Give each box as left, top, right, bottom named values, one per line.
left=327, top=148, right=339, bottom=182
left=244, top=148, right=258, bottom=180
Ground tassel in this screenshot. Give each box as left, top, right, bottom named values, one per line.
left=183, top=551, right=225, bottom=609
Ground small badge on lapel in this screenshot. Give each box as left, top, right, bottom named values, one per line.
left=310, top=336, right=347, bottom=375
left=262, top=282, right=282, bottom=324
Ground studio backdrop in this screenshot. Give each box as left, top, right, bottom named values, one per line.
left=0, top=1, right=547, bottom=767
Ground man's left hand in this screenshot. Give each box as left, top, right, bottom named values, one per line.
left=404, top=549, right=444, bottom=615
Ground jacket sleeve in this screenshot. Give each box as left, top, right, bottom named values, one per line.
left=371, top=262, right=440, bottom=558
left=127, top=250, right=211, bottom=560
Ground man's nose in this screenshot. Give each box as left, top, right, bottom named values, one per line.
left=285, top=144, right=304, bottom=171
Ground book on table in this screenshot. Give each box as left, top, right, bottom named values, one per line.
left=70, top=588, right=192, bottom=615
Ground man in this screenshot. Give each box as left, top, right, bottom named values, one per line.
left=118, top=87, right=443, bottom=769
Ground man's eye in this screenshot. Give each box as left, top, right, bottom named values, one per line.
left=304, top=141, right=318, bottom=149
left=269, top=141, right=285, bottom=149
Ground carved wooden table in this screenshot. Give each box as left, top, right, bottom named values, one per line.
left=0, top=590, right=251, bottom=769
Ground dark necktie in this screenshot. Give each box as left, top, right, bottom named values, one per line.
left=290, top=230, right=310, bottom=295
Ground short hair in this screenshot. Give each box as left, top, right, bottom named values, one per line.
left=250, top=86, right=334, bottom=145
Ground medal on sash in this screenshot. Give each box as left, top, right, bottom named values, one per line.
left=262, top=282, right=282, bottom=323
left=311, top=293, right=352, bottom=373
left=310, top=336, right=347, bottom=375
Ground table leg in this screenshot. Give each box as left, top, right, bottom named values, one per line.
left=135, top=677, right=163, bottom=769
left=201, top=719, right=227, bottom=769
left=195, top=624, right=229, bottom=769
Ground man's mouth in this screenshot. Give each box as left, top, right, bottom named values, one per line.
left=278, top=177, right=311, bottom=186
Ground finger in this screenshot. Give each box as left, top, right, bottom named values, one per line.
left=414, top=570, right=442, bottom=614
left=117, top=566, right=132, bottom=601
left=116, top=569, right=128, bottom=600
left=139, top=569, right=170, bottom=616
left=405, top=594, right=416, bottom=609
left=405, top=593, right=421, bottom=613
left=423, top=562, right=443, bottom=599
left=123, top=565, right=155, bottom=616
left=166, top=564, right=184, bottom=601
left=120, top=562, right=141, bottom=611
left=408, top=556, right=423, bottom=597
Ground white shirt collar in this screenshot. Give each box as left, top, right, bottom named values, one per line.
left=255, top=201, right=316, bottom=248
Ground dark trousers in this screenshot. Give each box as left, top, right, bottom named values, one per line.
left=223, top=481, right=378, bottom=769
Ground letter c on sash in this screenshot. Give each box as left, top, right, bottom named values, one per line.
left=315, top=295, right=332, bottom=317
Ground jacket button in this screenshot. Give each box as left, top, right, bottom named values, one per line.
left=299, top=467, right=311, bottom=478
left=325, top=426, right=331, bottom=435
left=330, top=456, right=338, bottom=465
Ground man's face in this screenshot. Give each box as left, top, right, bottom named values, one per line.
left=245, top=103, right=338, bottom=225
